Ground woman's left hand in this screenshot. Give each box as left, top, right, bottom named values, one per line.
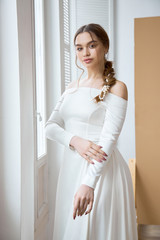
left=73, top=184, right=94, bottom=220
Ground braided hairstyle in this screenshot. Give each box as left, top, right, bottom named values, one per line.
left=73, top=23, right=116, bottom=103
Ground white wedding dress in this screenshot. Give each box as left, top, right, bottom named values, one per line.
left=45, top=87, right=138, bottom=240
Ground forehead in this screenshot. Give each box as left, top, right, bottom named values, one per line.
left=75, top=32, right=99, bottom=46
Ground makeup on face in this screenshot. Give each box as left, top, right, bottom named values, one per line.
left=75, top=32, right=105, bottom=68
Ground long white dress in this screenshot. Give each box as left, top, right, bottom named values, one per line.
left=45, top=87, right=138, bottom=240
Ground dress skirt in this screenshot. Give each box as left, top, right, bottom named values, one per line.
left=45, top=87, right=138, bottom=240
left=52, top=146, right=138, bottom=240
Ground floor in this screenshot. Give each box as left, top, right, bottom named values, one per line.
left=138, top=225, right=160, bottom=240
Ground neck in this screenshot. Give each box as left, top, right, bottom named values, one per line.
left=85, top=62, right=104, bottom=82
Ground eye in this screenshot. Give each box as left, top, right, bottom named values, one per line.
left=76, top=47, right=82, bottom=51
left=89, top=44, right=96, bottom=49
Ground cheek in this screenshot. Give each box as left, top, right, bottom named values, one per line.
left=76, top=52, right=83, bottom=61
left=91, top=49, right=100, bottom=60
left=95, top=49, right=104, bottom=61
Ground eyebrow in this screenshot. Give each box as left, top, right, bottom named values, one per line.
left=75, top=40, right=97, bottom=47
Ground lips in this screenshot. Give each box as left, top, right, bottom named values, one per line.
left=84, top=58, right=93, bottom=63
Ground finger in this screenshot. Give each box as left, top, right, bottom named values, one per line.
left=82, top=153, right=95, bottom=164
left=85, top=200, right=93, bottom=215
left=91, top=144, right=108, bottom=157
left=73, top=199, right=80, bottom=219
left=86, top=150, right=106, bottom=163
left=78, top=198, right=86, bottom=216
left=80, top=201, right=88, bottom=216
left=96, top=146, right=108, bottom=157
left=73, top=198, right=80, bottom=219
left=91, top=143, right=108, bottom=156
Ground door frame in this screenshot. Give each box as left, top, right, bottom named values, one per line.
left=17, top=0, right=35, bottom=239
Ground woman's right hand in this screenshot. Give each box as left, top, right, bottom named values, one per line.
left=69, top=136, right=108, bottom=164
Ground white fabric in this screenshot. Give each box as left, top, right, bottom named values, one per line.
left=45, top=87, right=138, bottom=240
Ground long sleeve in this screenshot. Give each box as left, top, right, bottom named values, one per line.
left=81, top=94, right=128, bottom=189
left=44, top=91, right=75, bottom=148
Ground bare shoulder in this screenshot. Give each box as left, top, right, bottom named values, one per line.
left=109, top=80, right=128, bottom=101
left=66, top=80, right=78, bottom=90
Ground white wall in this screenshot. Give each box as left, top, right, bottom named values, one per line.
left=0, top=1, right=21, bottom=239
left=114, top=0, right=160, bottom=162
left=0, top=1, right=35, bottom=239
left=16, top=0, right=35, bottom=239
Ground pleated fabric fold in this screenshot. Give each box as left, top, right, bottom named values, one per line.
left=52, top=147, right=138, bottom=240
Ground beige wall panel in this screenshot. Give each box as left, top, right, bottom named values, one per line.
left=135, top=16, right=160, bottom=225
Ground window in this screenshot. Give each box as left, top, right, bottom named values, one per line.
left=33, top=0, right=48, bottom=231
left=60, top=0, right=114, bottom=89
left=34, top=0, right=47, bottom=159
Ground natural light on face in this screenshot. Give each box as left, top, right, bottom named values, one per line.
left=75, top=40, right=98, bottom=52
left=75, top=32, right=105, bottom=67
left=75, top=32, right=98, bottom=52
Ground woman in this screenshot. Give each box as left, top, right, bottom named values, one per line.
left=45, top=23, right=138, bottom=240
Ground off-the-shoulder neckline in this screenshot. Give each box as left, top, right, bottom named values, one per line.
left=65, top=87, right=128, bottom=102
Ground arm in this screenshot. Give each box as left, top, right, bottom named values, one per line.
left=44, top=91, right=75, bottom=148
left=81, top=94, right=128, bottom=189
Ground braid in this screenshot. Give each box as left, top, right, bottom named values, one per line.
left=94, top=57, right=117, bottom=103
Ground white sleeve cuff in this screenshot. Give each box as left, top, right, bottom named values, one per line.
left=81, top=173, right=100, bottom=189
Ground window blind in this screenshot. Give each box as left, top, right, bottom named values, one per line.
left=60, top=0, right=71, bottom=91
left=60, top=0, right=114, bottom=90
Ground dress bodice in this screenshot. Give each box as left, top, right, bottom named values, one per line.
left=45, top=86, right=128, bottom=189
left=59, top=87, right=107, bottom=142
left=59, top=87, right=127, bottom=143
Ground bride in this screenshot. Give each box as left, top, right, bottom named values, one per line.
left=45, top=23, right=138, bottom=240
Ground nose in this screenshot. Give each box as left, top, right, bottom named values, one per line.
left=83, top=47, right=90, bottom=56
